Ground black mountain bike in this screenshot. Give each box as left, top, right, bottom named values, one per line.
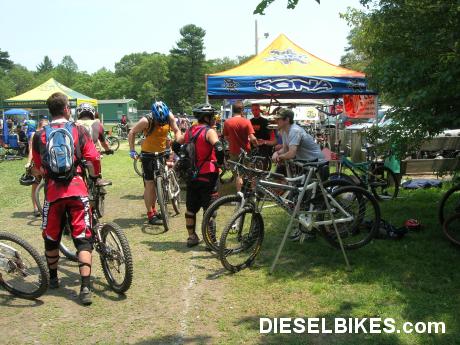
left=0, top=231, right=49, bottom=299
left=35, top=162, right=133, bottom=293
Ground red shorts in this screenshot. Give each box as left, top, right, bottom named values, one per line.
left=42, top=196, right=92, bottom=242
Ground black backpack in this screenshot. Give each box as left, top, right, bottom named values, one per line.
left=177, top=126, right=210, bottom=184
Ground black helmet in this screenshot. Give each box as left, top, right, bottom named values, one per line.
left=192, top=104, right=217, bottom=120
left=19, top=173, right=36, bottom=186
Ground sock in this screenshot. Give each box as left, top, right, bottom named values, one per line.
left=49, top=268, right=57, bottom=279
left=81, top=276, right=91, bottom=289
left=147, top=210, right=155, bottom=219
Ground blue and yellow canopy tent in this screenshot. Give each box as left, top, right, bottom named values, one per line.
left=2, top=78, right=97, bottom=108
left=206, top=34, right=375, bottom=100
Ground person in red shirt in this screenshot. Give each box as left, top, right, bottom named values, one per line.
left=223, top=101, right=258, bottom=191
left=250, top=103, right=277, bottom=161
left=31, top=92, right=101, bottom=305
left=173, top=104, right=224, bottom=247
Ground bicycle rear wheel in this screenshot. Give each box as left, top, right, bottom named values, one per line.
left=133, top=157, right=143, bottom=177
left=438, top=185, right=460, bottom=225
left=34, top=180, right=45, bottom=215
left=370, top=166, right=399, bottom=201
left=99, top=222, right=133, bottom=293
left=442, top=213, right=460, bottom=246
left=219, top=205, right=264, bottom=273
left=202, top=194, right=243, bottom=252
left=168, top=170, right=181, bottom=215
left=319, top=185, right=380, bottom=250
left=0, top=232, right=49, bottom=299
left=156, top=176, right=170, bottom=231
left=107, top=136, right=120, bottom=151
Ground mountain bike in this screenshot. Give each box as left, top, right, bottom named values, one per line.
left=111, top=123, right=129, bottom=140
left=0, top=231, right=49, bottom=299
left=106, top=135, right=120, bottom=151
left=35, top=161, right=133, bottom=293
left=330, top=152, right=399, bottom=201
left=218, top=160, right=380, bottom=273
left=140, top=150, right=181, bottom=231
left=202, top=160, right=350, bottom=253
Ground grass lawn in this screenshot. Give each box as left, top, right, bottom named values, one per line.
left=0, top=143, right=459, bottom=345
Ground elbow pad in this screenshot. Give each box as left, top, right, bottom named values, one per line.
left=214, top=141, right=225, bottom=165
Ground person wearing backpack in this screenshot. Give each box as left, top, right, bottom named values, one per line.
left=172, top=104, right=224, bottom=247
left=31, top=92, right=101, bottom=305
left=128, top=101, right=182, bottom=225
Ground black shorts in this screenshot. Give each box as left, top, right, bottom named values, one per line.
left=186, top=173, right=218, bottom=214
left=140, top=151, right=160, bottom=181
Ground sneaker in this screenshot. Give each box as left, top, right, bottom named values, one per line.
left=33, top=209, right=41, bottom=217
left=49, top=277, right=59, bottom=289
left=79, top=286, right=92, bottom=305
left=148, top=214, right=163, bottom=226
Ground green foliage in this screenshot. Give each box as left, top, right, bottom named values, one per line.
left=0, top=49, right=13, bottom=71
left=55, top=55, right=79, bottom=87
left=343, top=0, right=460, bottom=155
left=36, top=56, right=54, bottom=74
left=166, top=24, right=206, bottom=113
left=254, top=0, right=319, bottom=15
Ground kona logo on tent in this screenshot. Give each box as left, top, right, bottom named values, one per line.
left=264, top=49, right=309, bottom=64
left=255, top=78, right=332, bottom=92
left=223, top=79, right=240, bottom=92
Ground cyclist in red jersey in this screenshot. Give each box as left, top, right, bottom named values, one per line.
left=31, top=92, right=101, bottom=305
left=172, top=104, right=225, bottom=247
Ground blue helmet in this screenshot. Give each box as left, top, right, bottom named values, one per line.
left=151, top=101, right=170, bottom=125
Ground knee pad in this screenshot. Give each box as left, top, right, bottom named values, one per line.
left=44, top=237, right=60, bottom=251
left=74, top=238, right=93, bottom=253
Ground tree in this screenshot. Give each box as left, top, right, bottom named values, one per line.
left=55, top=55, right=79, bottom=86
left=8, top=65, right=35, bottom=95
left=166, top=24, right=206, bottom=112
left=343, top=0, right=460, bottom=154
left=0, top=49, right=13, bottom=71
left=254, top=0, right=320, bottom=15
left=36, top=56, right=54, bottom=74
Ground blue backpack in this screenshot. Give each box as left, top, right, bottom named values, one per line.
left=43, top=122, right=80, bottom=182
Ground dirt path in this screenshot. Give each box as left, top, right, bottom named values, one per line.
left=0, top=180, right=229, bottom=345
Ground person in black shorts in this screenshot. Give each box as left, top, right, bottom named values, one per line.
left=250, top=103, right=276, bottom=163
left=172, top=104, right=225, bottom=247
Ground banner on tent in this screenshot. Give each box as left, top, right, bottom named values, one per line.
left=344, top=95, right=377, bottom=118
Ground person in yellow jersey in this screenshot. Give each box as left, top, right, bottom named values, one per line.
left=128, top=101, right=182, bottom=225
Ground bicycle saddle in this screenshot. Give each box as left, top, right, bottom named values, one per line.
left=294, top=159, right=329, bottom=169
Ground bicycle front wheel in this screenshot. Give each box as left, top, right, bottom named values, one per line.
left=99, top=222, right=133, bottom=293
left=133, top=157, right=143, bottom=177
left=438, top=185, right=460, bottom=226
left=319, top=185, right=380, bottom=250
left=156, top=176, right=170, bottom=232
left=201, top=194, right=243, bottom=253
left=107, top=136, right=120, bottom=151
left=219, top=205, right=264, bottom=273
left=0, top=232, right=49, bottom=299
left=370, top=166, right=399, bottom=201
left=443, top=213, right=460, bottom=246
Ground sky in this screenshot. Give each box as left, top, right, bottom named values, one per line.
left=1, top=0, right=364, bottom=74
